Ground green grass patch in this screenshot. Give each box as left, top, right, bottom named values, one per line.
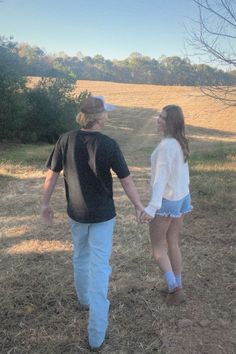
left=190, top=142, right=236, bottom=165
left=0, top=143, right=53, bottom=167
left=189, top=143, right=236, bottom=212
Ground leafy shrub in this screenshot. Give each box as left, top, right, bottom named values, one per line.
left=0, top=37, right=90, bottom=143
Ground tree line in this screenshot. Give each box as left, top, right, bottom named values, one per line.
left=5, top=38, right=236, bottom=86
left=1, top=33, right=236, bottom=144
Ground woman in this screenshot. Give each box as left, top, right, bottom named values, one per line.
left=141, top=105, right=192, bottom=306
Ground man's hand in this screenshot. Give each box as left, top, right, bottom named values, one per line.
left=135, top=206, right=144, bottom=223
left=119, top=175, right=145, bottom=224
left=40, top=205, right=54, bottom=225
left=140, top=210, right=154, bottom=224
left=40, top=170, right=59, bottom=225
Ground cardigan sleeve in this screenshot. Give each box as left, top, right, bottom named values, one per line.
left=145, top=140, right=175, bottom=217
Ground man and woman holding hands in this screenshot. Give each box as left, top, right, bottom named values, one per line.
left=41, top=96, right=192, bottom=351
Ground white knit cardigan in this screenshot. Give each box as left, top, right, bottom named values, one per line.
left=145, top=137, right=190, bottom=217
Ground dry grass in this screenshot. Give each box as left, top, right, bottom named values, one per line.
left=1, top=80, right=236, bottom=353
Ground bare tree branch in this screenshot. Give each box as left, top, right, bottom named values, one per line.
left=193, top=0, right=236, bottom=29
left=200, top=85, right=236, bottom=105
left=188, top=0, right=236, bottom=106
left=220, top=0, right=236, bottom=23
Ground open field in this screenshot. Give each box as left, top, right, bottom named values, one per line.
left=75, top=80, right=236, bottom=137
left=1, top=80, right=236, bottom=353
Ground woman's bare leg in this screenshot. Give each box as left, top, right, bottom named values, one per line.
left=166, top=216, right=184, bottom=285
left=150, top=216, right=186, bottom=304
left=149, top=216, right=172, bottom=273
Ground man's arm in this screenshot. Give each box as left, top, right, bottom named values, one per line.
left=40, top=169, right=60, bottom=224
left=119, top=175, right=144, bottom=222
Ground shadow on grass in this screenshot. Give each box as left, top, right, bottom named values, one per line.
left=186, top=124, right=236, bottom=139
left=0, top=174, right=19, bottom=188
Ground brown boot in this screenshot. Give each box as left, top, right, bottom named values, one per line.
left=166, top=287, right=186, bottom=306
left=159, top=287, right=170, bottom=297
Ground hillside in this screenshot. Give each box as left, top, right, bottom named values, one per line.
left=76, top=80, right=236, bottom=134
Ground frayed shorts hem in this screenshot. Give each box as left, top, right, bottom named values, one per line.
left=155, top=207, right=193, bottom=218
left=155, top=194, right=192, bottom=218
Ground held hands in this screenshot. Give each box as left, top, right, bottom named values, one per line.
left=40, top=205, right=54, bottom=225
left=139, top=210, right=154, bottom=224
left=135, top=206, right=154, bottom=224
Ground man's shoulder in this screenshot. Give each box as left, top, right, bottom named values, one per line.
left=99, top=133, right=118, bottom=147
left=98, top=132, right=114, bottom=141
left=58, top=129, right=79, bottom=142
left=59, top=130, right=119, bottom=150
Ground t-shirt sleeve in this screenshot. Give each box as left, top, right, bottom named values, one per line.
left=45, top=137, right=63, bottom=172
left=110, top=141, right=130, bottom=179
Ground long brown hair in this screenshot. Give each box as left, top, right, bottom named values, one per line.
left=162, top=105, right=190, bottom=161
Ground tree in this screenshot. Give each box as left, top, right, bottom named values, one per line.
left=159, top=56, right=195, bottom=85
left=0, top=37, right=89, bottom=142
left=17, top=43, right=45, bottom=64
left=188, top=0, right=236, bottom=105
left=21, top=78, right=89, bottom=143
left=0, top=37, right=29, bottom=141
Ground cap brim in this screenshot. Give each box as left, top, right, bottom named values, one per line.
left=94, top=95, right=116, bottom=111
left=104, top=103, right=116, bottom=111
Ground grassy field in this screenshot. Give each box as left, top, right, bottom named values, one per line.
left=1, top=81, right=236, bottom=353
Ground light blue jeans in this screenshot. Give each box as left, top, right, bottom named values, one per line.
left=69, top=217, right=116, bottom=348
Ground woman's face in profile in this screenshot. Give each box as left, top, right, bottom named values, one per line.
left=157, top=109, right=167, bottom=133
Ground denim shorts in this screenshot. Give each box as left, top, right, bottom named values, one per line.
left=156, top=193, right=192, bottom=218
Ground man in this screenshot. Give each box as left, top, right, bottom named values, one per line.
left=40, top=96, right=144, bottom=351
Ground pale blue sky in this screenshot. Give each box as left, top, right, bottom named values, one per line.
left=0, top=0, right=199, bottom=60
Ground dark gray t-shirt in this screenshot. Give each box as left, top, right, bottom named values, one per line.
left=46, top=130, right=130, bottom=223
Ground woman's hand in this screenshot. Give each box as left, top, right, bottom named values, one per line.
left=140, top=210, right=154, bottom=224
